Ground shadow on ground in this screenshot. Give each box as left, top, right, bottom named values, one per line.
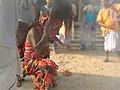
left=17, top=72, right=120, bottom=90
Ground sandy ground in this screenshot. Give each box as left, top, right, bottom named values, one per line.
left=17, top=49, right=120, bottom=90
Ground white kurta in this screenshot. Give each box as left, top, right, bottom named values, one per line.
left=0, top=47, right=17, bottom=90
left=0, top=0, right=19, bottom=89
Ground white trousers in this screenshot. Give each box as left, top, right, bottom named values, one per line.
left=0, top=47, right=17, bottom=90
left=104, top=32, right=120, bottom=52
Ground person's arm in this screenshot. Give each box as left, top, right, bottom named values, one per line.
left=32, top=0, right=39, bottom=21
left=97, top=9, right=115, bottom=30
left=93, top=6, right=99, bottom=14
left=97, top=21, right=115, bottom=30
left=27, top=0, right=39, bottom=29
left=72, top=3, right=77, bottom=17
left=27, top=28, right=43, bottom=54
left=29, top=20, right=52, bottom=54
left=82, top=5, right=87, bottom=14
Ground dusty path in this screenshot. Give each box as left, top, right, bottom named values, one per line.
left=17, top=49, right=120, bottom=90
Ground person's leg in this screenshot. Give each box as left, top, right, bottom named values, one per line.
left=116, top=51, right=120, bottom=60
left=53, top=42, right=58, bottom=53
left=80, top=24, right=88, bottom=50
left=104, top=33, right=111, bottom=62
left=104, top=50, right=109, bottom=62
left=64, top=36, right=71, bottom=50
left=80, top=42, right=86, bottom=50
left=91, top=25, right=96, bottom=50
left=16, top=75, right=21, bottom=87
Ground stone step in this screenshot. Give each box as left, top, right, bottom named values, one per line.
left=69, top=43, right=103, bottom=47
left=52, top=43, right=104, bottom=50
left=74, top=34, right=102, bottom=38
left=56, top=21, right=104, bottom=49
left=72, top=38, right=103, bottom=43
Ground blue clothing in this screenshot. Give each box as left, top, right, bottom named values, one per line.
left=80, top=4, right=100, bottom=49
left=83, top=4, right=100, bottom=24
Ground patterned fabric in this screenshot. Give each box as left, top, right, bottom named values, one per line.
left=109, top=5, right=120, bottom=30
left=24, top=42, right=50, bottom=59
left=24, top=43, right=36, bottom=58
left=110, top=8, right=117, bottom=23
left=21, top=42, right=58, bottom=89
left=20, top=57, right=58, bottom=90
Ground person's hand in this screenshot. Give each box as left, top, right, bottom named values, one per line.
left=112, top=26, right=120, bottom=31
left=115, top=26, right=120, bottom=31
left=107, top=25, right=115, bottom=30
left=28, top=21, right=39, bottom=29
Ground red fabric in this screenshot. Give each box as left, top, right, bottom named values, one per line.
left=24, top=43, right=35, bottom=58
left=31, top=60, right=58, bottom=89
left=44, top=73, right=53, bottom=84
left=37, top=72, right=43, bottom=78
left=31, top=52, right=41, bottom=59
left=17, top=42, right=24, bottom=58
left=32, top=76, right=41, bottom=89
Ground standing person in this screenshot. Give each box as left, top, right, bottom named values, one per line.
left=71, top=2, right=77, bottom=40
left=64, top=2, right=77, bottom=49
left=39, top=0, right=52, bottom=25
left=57, top=2, right=76, bottom=50
left=0, top=0, right=19, bottom=89
left=97, top=0, right=120, bottom=62
left=17, top=0, right=39, bottom=58
left=80, top=1, right=99, bottom=50
left=17, top=0, right=39, bottom=86
left=39, top=0, right=59, bottom=53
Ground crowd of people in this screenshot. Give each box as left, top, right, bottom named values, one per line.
left=0, top=0, right=120, bottom=90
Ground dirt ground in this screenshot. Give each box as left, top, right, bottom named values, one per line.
left=17, top=49, right=120, bottom=90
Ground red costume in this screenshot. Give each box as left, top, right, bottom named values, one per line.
left=21, top=42, right=58, bottom=90
left=20, top=0, right=72, bottom=88
left=20, top=13, right=64, bottom=90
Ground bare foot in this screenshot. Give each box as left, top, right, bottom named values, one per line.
left=32, top=87, right=39, bottom=90
left=104, top=59, right=109, bottom=62
left=51, top=83, right=57, bottom=88
left=62, top=70, right=72, bottom=76
left=17, top=77, right=21, bottom=87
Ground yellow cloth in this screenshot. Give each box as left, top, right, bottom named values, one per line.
left=97, top=4, right=120, bottom=37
